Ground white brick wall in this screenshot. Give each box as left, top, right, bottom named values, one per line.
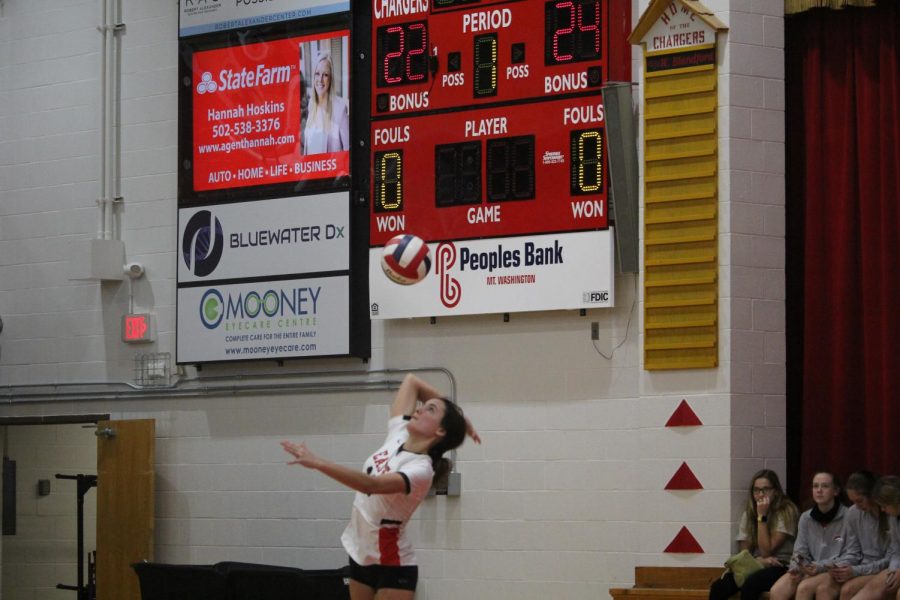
left=0, top=424, right=98, bottom=600
left=718, top=0, right=788, bottom=492
left=0, top=0, right=788, bottom=597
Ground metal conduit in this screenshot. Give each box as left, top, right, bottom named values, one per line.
left=0, top=367, right=461, bottom=473
left=0, top=367, right=457, bottom=406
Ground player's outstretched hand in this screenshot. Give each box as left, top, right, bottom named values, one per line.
left=281, top=440, right=321, bottom=469
left=465, top=418, right=481, bottom=444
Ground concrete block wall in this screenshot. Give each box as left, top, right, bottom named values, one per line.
left=715, top=0, right=789, bottom=494
left=702, top=0, right=788, bottom=536
left=0, top=424, right=98, bottom=600
left=0, top=0, right=786, bottom=597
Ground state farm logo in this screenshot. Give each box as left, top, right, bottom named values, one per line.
left=436, top=242, right=461, bottom=309
left=196, top=64, right=293, bottom=95
left=196, top=72, right=218, bottom=94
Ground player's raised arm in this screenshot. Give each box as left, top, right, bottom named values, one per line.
left=390, top=373, right=443, bottom=418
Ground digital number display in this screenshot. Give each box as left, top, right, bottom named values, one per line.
left=435, top=141, right=482, bottom=207
left=371, top=97, right=608, bottom=243
left=368, top=0, right=626, bottom=319
left=473, top=33, right=498, bottom=98
left=374, top=150, right=404, bottom=212
left=487, top=136, right=535, bottom=202
left=376, top=21, right=429, bottom=87
left=369, top=0, right=625, bottom=115
left=544, top=0, right=602, bottom=65
left=570, top=128, right=604, bottom=195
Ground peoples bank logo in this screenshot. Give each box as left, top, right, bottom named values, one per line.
left=436, top=242, right=461, bottom=309
left=183, top=210, right=224, bottom=277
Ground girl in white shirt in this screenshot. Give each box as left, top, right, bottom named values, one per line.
left=282, top=374, right=480, bottom=599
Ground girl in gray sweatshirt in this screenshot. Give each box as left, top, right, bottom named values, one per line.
left=815, top=471, right=891, bottom=600
left=852, top=476, right=900, bottom=600
left=770, top=471, right=860, bottom=600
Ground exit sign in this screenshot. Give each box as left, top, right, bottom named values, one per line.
left=122, top=314, right=156, bottom=343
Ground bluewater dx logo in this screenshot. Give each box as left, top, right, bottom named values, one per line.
left=183, top=210, right=224, bottom=277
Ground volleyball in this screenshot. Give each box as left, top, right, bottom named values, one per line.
left=381, top=234, right=431, bottom=285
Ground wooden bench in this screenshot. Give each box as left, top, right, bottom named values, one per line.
left=609, top=567, right=724, bottom=600
left=609, top=567, right=770, bottom=600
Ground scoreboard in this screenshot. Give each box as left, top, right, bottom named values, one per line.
left=367, top=0, right=628, bottom=318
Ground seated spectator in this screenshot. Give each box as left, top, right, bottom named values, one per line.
left=852, top=476, right=900, bottom=600
left=808, top=471, right=890, bottom=600
left=709, top=469, right=799, bottom=600
left=769, top=471, right=861, bottom=600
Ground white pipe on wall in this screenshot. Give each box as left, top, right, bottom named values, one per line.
left=103, top=0, right=114, bottom=240
left=111, top=0, right=123, bottom=240
left=97, top=0, right=123, bottom=241
left=96, top=0, right=108, bottom=239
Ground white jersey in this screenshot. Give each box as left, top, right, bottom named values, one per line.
left=341, top=416, right=434, bottom=566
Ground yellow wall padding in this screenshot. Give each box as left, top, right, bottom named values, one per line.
left=785, top=0, right=876, bottom=15
left=643, top=52, right=718, bottom=370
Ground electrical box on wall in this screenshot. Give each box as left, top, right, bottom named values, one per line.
left=68, top=239, right=126, bottom=281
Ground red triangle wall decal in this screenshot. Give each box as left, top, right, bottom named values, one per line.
left=664, top=526, right=704, bottom=553
left=666, top=399, right=702, bottom=427
left=665, top=462, right=703, bottom=490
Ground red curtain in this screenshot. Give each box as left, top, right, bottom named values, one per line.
left=785, top=4, right=900, bottom=500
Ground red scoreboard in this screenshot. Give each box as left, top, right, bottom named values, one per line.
left=367, top=0, right=630, bottom=318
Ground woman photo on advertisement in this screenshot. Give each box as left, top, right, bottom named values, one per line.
left=303, top=50, right=349, bottom=155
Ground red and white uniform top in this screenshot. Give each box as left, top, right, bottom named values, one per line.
left=341, top=415, right=434, bottom=566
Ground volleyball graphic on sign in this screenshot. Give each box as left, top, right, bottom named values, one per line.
left=381, top=234, right=431, bottom=285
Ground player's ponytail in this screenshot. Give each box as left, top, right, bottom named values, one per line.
left=428, top=398, right=467, bottom=482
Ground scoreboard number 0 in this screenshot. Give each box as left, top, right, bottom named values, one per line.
left=375, top=150, right=404, bottom=212
left=570, top=128, right=604, bottom=195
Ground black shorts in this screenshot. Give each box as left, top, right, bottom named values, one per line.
left=348, top=557, right=418, bottom=592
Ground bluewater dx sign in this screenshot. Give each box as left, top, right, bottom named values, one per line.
left=177, top=194, right=353, bottom=362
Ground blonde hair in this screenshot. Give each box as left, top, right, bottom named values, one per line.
left=874, top=476, right=900, bottom=510
left=308, top=52, right=335, bottom=134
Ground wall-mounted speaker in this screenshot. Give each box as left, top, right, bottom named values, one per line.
left=601, top=82, right=640, bottom=274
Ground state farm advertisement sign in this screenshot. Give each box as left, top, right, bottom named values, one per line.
left=191, top=31, right=349, bottom=193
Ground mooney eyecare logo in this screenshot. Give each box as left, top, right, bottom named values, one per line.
left=199, top=286, right=321, bottom=330
left=196, top=63, right=293, bottom=95
left=183, top=210, right=224, bottom=277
